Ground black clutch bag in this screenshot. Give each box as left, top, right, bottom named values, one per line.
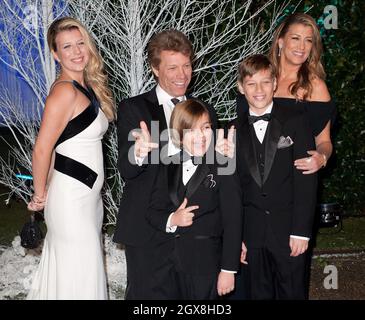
left=20, top=213, right=44, bottom=249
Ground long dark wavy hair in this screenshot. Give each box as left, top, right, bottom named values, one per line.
left=269, top=13, right=326, bottom=100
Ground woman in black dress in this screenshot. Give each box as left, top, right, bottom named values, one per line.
left=237, top=13, right=335, bottom=174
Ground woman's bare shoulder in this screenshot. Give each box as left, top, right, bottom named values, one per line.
left=46, top=81, right=77, bottom=109
left=310, top=77, right=331, bottom=102
left=42, top=81, right=78, bottom=123
left=48, top=81, right=77, bottom=100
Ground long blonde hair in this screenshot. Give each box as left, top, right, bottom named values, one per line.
left=47, top=17, right=115, bottom=121
left=269, top=13, right=326, bottom=100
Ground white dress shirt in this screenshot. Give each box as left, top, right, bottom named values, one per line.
left=250, top=103, right=309, bottom=242
left=156, top=85, right=185, bottom=157
left=249, top=102, right=273, bottom=144
left=166, top=157, right=197, bottom=233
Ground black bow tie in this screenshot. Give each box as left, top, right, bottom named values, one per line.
left=248, top=113, right=272, bottom=125
left=181, top=150, right=203, bottom=165
left=171, top=98, right=180, bottom=105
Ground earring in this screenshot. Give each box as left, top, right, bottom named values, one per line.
left=278, top=45, right=282, bottom=57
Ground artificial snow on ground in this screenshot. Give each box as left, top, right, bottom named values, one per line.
left=0, top=234, right=126, bottom=300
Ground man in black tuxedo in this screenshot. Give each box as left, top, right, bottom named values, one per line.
left=233, top=54, right=318, bottom=299
left=113, top=30, right=217, bottom=299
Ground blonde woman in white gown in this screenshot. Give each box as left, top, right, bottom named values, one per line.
left=27, top=17, right=114, bottom=300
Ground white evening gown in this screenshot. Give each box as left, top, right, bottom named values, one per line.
left=27, top=81, right=108, bottom=300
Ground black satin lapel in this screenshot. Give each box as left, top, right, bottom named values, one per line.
left=145, top=91, right=168, bottom=154
left=168, top=163, right=181, bottom=207
left=263, top=116, right=282, bottom=185
left=185, top=164, right=210, bottom=199
left=145, top=89, right=167, bottom=133
left=147, top=101, right=167, bottom=131
left=240, top=121, right=262, bottom=187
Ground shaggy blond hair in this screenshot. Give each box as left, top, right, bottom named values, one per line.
left=47, top=17, right=115, bottom=121
left=147, top=30, right=193, bottom=69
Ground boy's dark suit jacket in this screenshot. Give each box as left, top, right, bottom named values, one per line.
left=234, top=102, right=318, bottom=249
left=113, top=87, right=217, bottom=246
left=147, top=153, right=243, bottom=275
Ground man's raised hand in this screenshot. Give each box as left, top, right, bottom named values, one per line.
left=132, top=121, right=159, bottom=158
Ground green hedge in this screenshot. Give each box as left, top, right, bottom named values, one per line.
left=306, top=0, right=365, bottom=215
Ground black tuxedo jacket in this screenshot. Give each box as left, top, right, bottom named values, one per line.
left=234, top=102, right=318, bottom=249
left=113, top=87, right=217, bottom=246
left=147, top=153, right=243, bottom=275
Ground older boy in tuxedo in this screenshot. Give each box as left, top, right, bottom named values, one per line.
left=234, top=54, right=317, bottom=299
